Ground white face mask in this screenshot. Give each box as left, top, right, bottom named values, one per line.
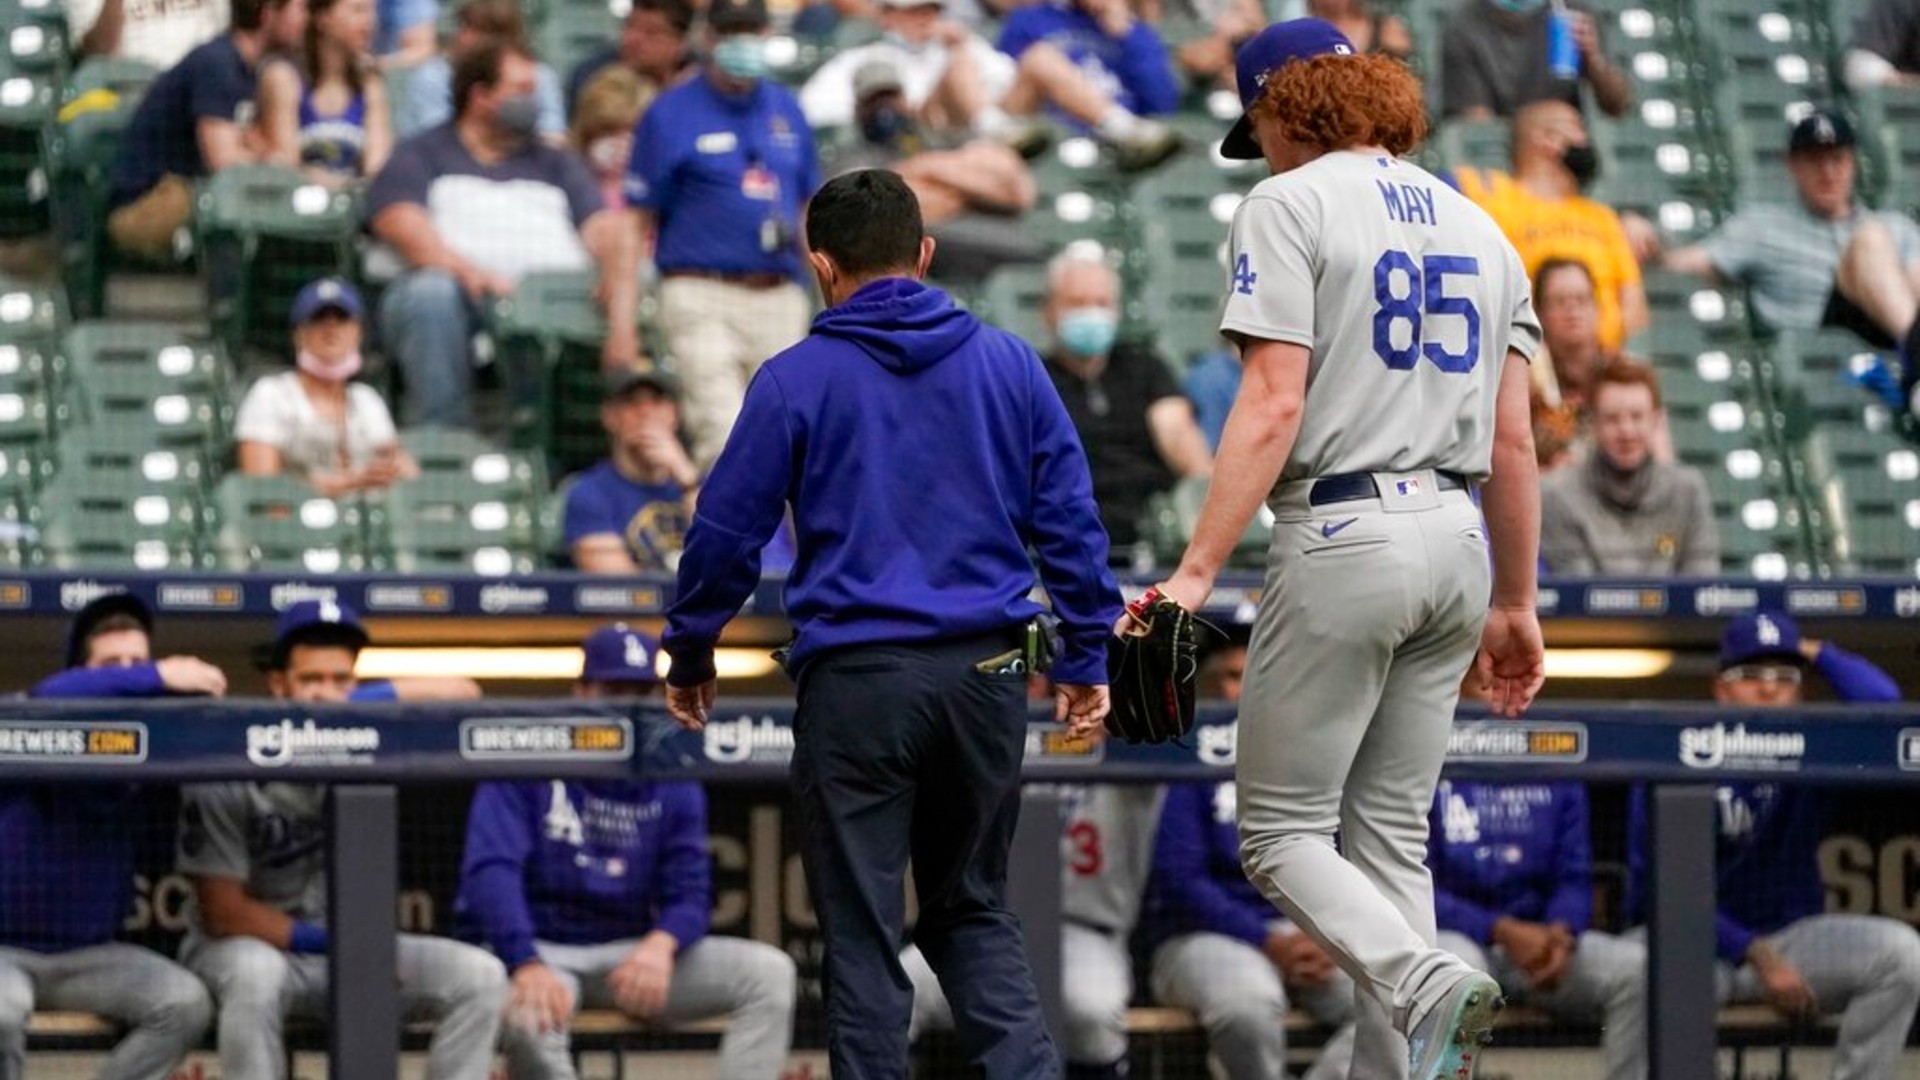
left=296, top=348, right=364, bottom=383
left=588, top=134, right=631, bottom=172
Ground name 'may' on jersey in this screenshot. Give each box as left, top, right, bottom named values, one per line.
left=1219, top=152, right=1542, bottom=483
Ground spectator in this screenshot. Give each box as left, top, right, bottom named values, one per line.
left=1183, top=345, right=1238, bottom=450
left=235, top=278, right=416, bottom=495
left=68, top=0, right=227, bottom=71
left=1, top=596, right=220, bottom=1080
left=368, top=39, right=639, bottom=427
left=563, top=0, right=694, bottom=117
left=256, top=0, right=393, bottom=182
left=105, top=0, right=309, bottom=261
left=571, top=67, right=656, bottom=210
left=178, top=602, right=509, bottom=1080
left=461, top=626, right=798, bottom=1080
left=375, top=0, right=436, bottom=66
left=1846, top=0, right=1920, bottom=89
left=1429, top=776, right=1647, bottom=1080
left=997, top=0, right=1184, bottom=145
left=564, top=368, right=698, bottom=573
left=391, top=0, right=567, bottom=142
left=800, top=0, right=1181, bottom=168
left=1439, top=0, right=1630, bottom=119
left=1630, top=612, right=1920, bottom=1080
left=1528, top=258, right=1620, bottom=471
left=1040, top=247, right=1211, bottom=559
left=835, top=61, right=1037, bottom=227
left=1661, top=110, right=1920, bottom=361
left=1539, top=359, right=1718, bottom=574
left=626, top=0, right=817, bottom=467
left=1454, top=102, right=1649, bottom=352
left=1178, top=0, right=1410, bottom=88
left=1142, top=643, right=1358, bottom=1080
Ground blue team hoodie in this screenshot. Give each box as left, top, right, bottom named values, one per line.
left=458, top=779, right=711, bottom=969
left=1142, top=782, right=1273, bottom=948
left=1628, top=643, right=1901, bottom=961
left=1428, top=780, right=1593, bottom=945
left=665, top=278, right=1120, bottom=685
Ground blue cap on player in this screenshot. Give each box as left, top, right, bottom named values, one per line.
left=581, top=625, right=661, bottom=685
left=269, top=599, right=369, bottom=669
left=1221, top=18, right=1356, bottom=160
left=1718, top=611, right=1804, bottom=670
left=289, top=277, right=364, bottom=327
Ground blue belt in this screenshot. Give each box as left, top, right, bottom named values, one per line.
left=1308, top=470, right=1470, bottom=507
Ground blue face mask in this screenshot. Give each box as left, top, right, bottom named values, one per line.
left=1058, top=307, right=1118, bottom=358
left=712, top=35, right=768, bottom=80
left=1489, top=0, right=1547, bottom=11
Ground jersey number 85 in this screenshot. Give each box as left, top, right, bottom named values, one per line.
left=1372, top=250, right=1481, bottom=373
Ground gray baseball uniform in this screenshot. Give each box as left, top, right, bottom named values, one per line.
left=1220, top=150, right=1540, bottom=1069
left=909, top=784, right=1166, bottom=1066
left=178, top=783, right=508, bottom=1080
left=0, top=943, right=212, bottom=1080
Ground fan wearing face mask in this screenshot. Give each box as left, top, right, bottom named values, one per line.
left=1039, top=247, right=1212, bottom=563
left=1452, top=100, right=1649, bottom=353
left=235, top=278, right=419, bottom=497
left=1438, top=0, right=1629, bottom=120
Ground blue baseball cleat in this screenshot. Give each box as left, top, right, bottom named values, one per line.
left=1407, top=971, right=1503, bottom=1080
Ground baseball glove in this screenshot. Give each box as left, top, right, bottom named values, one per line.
left=1106, top=586, right=1207, bottom=744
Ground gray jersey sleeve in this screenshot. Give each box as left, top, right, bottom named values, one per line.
left=1219, top=193, right=1317, bottom=348
left=178, top=782, right=255, bottom=881
left=1505, top=242, right=1544, bottom=363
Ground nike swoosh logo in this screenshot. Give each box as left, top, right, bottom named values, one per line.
left=1321, top=518, right=1359, bottom=538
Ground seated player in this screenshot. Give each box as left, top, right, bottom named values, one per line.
left=461, top=626, right=797, bottom=1080
left=1, top=595, right=217, bottom=1080
left=1630, top=612, right=1920, bottom=1080
left=179, top=602, right=509, bottom=1080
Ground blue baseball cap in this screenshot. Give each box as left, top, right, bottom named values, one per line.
left=1222, top=18, right=1356, bottom=160
left=1718, top=611, right=1804, bottom=670
left=269, top=599, right=369, bottom=669
left=289, top=277, right=364, bottom=327
left=581, top=625, right=661, bottom=685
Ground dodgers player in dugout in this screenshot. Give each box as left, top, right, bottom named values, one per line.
left=1139, top=20, right=1546, bottom=1080
left=178, top=602, right=508, bottom=1080
left=459, top=624, right=797, bottom=1080
left=1628, top=612, right=1920, bottom=1080
left=661, top=167, right=1123, bottom=1080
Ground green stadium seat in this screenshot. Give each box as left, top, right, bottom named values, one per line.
left=56, top=426, right=214, bottom=495
left=1434, top=118, right=1511, bottom=173
left=401, top=427, right=547, bottom=504
left=537, top=2, right=621, bottom=90
left=489, top=269, right=628, bottom=474
left=377, top=477, right=541, bottom=575
left=38, top=473, right=210, bottom=570
left=62, top=320, right=229, bottom=394
left=0, top=70, right=55, bottom=237
left=975, top=263, right=1048, bottom=345
left=214, top=474, right=375, bottom=572
left=0, top=279, right=67, bottom=345
left=1766, top=328, right=1890, bottom=437
left=1801, top=427, right=1920, bottom=574
left=45, top=83, right=147, bottom=317
left=0, top=7, right=70, bottom=78
left=194, top=165, right=360, bottom=356
left=1139, top=476, right=1270, bottom=570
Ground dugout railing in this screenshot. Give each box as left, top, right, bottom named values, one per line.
left=6, top=699, right=1920, bottom=1079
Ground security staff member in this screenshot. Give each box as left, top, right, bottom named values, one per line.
left=625, top=0, right=819, bottom=468
left=663, top=168, right=1121, bottom=1080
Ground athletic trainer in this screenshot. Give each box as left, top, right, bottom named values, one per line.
left=662, top=168, right=1121, bottom=1080
left=1142, top=21, right=1545, bottom=1080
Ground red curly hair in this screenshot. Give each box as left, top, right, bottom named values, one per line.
left=1251, top=53, right=1430, bottom=157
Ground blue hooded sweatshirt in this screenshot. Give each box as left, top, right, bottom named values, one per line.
left=1428, top=780, right=1593, bottom=945
left=1627, top=642, right=1901, bottom=962
left=1142, top=781, right=1274, bottom=949
left=665, top=278, right=1121, bottom=685
left=457, top=779, right=711, bottom=969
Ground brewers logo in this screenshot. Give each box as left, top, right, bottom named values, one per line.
left=0, top=721, right=147, bottom=763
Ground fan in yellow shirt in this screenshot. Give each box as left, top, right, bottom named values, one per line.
left=1455, top=100, right=1648, bottom=352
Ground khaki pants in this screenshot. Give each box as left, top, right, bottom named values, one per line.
left=107, top=175, right=193, bottom=261
left=657, top=275, right=811, bottom=468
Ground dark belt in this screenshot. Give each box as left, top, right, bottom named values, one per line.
left=664, top=269, right=791, bottom=290
left=1308, top=470, right=1470, bottom=507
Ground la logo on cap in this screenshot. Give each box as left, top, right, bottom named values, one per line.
left=1333, top=43, right=1352, bottom=54
left=1756, top=615, right=1781, bottom=646
left=318, top=281, right=341, bottom=301
left=624, top=634, right=648, bottom=668
left=319, top=600, right=343, bottom=623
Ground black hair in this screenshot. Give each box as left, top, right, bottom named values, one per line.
left=231, top=0, right=293, bottom=32
left=804, top=169, right=924, bottom=279
left=452, top=36, right=533, bottom=116
left=264, top=625, right=367, bottom=672
left=631, top=0, right=695, bottom=36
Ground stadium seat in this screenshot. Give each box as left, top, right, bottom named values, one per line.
left=377, top=477, right=542, bottom=575
left=61, top=320, right=230, bottom=401
left=975, top=263, right=1049, bottom=347
left=488, top=269, right=628, bottom=475
left=1434, top=118, right=1511, bottom=173
left=1139, top=475, right=1271, bottom=570
left=0, top=69, right=55, bottom=238
left=214, top=474, right=375, bottom=572
left=44, top=80, right=149, bottom=317
left=401, top=427, right=547, bottom=506
left=0, top=278, right=67, bottom=346
left=194, top=165, right=361, bottom=356
left=1801, top=426, right=1920, bottom=574
left=38, top=472, right=210, bottom=570
left=56, top=426, right=214, bottom=496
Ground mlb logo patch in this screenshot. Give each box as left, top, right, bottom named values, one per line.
left=1395, top=478, right=1422, bottom=497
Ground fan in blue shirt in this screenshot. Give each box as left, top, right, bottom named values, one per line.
left=1628, top=612, right=1920, bottom=1080
left=459, top=626, right=797, bottom=1079
left=997, top=0, right=1180, bottom=123
left=1, top=595, right=215, bottom=1079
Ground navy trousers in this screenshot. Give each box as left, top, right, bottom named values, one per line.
left=791, top=631, right=1060, bottom=1080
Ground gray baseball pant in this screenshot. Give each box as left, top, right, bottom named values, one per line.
left=184, top=932, right=507, bottom=1080
left=1234, top=476, right=1490, bottom=1064
left=904, top=923, right=1133, bottom=1066
left=499, top=936, right=797, bottom=1080
left=1718, top=914, right=1920, bottom=1080
left=0, top=943, right=212, bottom=1080
left=1432, top=929, right=1647, bottom=1080
left=1148, top=930, right=1357, bottom=1080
